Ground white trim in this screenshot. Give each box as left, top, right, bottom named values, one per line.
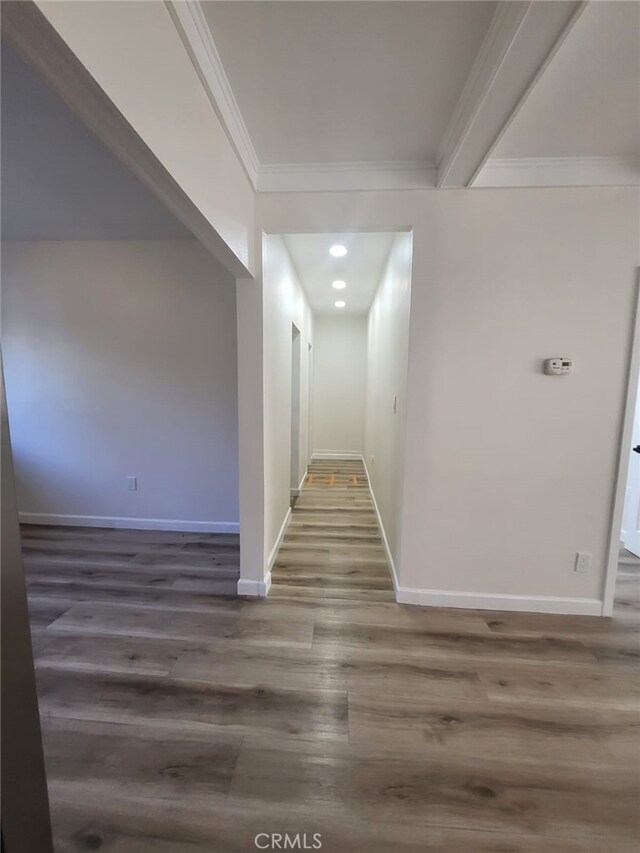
left=362, top=457, right=400, bottom=597
left=437, top=1, right=586, bottom=187
left=437, top=2, right=530, bottom=186
left=326, top=456, right=600, bottom=616
left=18, top=512, right=239, bottom=534
left=237, top=506, right=291, bottom=598
left=167, top=0, right=259, bottom=188
left=312, top=451, right=364, bottom=460
left=474, top=157, right=640, bottom=188
left=291, top=468, right=308, bottom=499
left=603, top=270, right=640, bottom=616
left=237, top=572, right=271, bottom=598
left=267, top=507, right=292, bottom=574
left=394, top=587, right=602, bottom=616
left=363, top=457, right=602, bottom=616
left=257, top=161, right=436, bottom=193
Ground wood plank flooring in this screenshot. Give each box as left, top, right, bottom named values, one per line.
left=272, top=457, right=395, bottom=601
left=23, top=468, right=640, bottom=852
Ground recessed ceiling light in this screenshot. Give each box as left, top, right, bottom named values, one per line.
left=329, top=244, right=347, bottom=257
left=334, top=300, right=346, bottom=308
left=332, top=280, right=346, bottom=290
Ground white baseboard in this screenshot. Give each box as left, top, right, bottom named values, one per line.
left=267, top=506, right=292, bottom=572
left=237, top=572, right=272, bottom=597
left=312, top=451, right=364, bottom=460
left=394, top=586, right=602, bottom=616
left=238, top=505, right=291, bottom=598
left=19, top=512, right=239, bottom=534
left=361, top=462, right=601, bottom=616
left=291, top=468, right=308, bottom=498
left=361, top=457, right=400, bottom=597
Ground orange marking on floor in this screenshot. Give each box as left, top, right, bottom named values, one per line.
left=307, top=474, right=314, bottom=485
left=330, top=473, right=336, bottom=486
left=352, top=475, right=357, bottom=486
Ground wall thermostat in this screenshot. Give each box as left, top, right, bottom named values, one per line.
left=544, top=357, right=573, bottom=376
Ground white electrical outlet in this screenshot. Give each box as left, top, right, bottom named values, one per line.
left=575, top=552, right=591, bottom=573
left=371, top=456, right=375, bottom=467
left=126, top=476, right=137, bottom=491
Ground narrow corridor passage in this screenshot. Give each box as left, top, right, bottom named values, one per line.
left=271, top=458, right=395, bottom=600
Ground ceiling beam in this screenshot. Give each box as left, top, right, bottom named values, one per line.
left=1, top=0, right=251, bottom=277
left=166, top=0, right=260, bottom=190
left=436, top=1, right=587, bottom=189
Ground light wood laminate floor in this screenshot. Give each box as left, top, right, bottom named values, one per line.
left=24, top=461, right=640, bottom=852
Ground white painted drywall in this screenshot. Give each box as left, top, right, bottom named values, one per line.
left=36, top=0, right=255, bottom=274
left=2, top=240, right=239, bottom=528
left=236, top=272, right=266, bottom=583
left=400, top=190, right=639, bottom=603
left=262, top=235, right=313, bottom=560
left=364, top=233, right=412, bottom=565
left=257, top=187, right=640, bottom=610
left=311, top=316, right=367, bottom=455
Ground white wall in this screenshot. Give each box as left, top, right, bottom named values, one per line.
left=364, top=233, right=412, bottom=566
left=257, top=187, right=640, bottom=613
left=399, top=190, right=639, bottom=610
left=2, top=240, right=239, bottom=530
left=262, top=235, right=313, bottom=564
left=312, top=316, right=367, bottom=455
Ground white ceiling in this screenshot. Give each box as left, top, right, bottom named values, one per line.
left=184, top=1, right=640, bottom=190
left=1, top=40, right=190, bottom=241
left=283, top=232, right=396, bottom=315
left=202, top=1, right=496, bottom=165
left=493, top=2, right=640, bottom=159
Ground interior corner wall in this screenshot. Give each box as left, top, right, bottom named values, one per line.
left=364, top=232, right=413, bottom=569
left=2, top=239, right=239, bottom=529
left=262, top=234, right=313, bottom=562
left=311, top=315, right=367, bottom=455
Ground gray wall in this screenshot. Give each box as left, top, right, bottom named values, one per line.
left=2, top=239, right=239, bottom=531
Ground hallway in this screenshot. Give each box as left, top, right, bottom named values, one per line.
left=272, top=458, right=395, bottom=600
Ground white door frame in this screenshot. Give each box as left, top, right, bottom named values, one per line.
left=603, top=268, right=640, bottom=616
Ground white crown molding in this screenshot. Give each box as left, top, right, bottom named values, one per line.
left=167, top=2, right=630, bottom=195
left=474, top=156, right=640, bottom=188
left=167, top=0, right=260, bottom=189
left=257, top=160, right=437, bottom=193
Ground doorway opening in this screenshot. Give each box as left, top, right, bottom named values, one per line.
left=262, top=229, right=413, bottom=600
left=604, top=269, right=640, bottom=617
